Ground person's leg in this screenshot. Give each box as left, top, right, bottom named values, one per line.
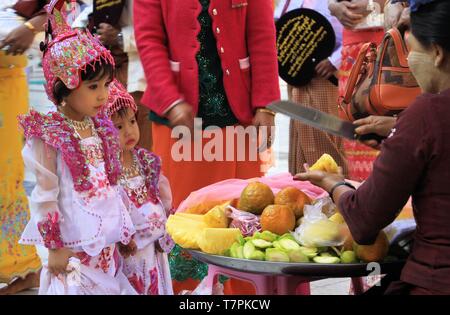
left=287, top=84, right=308, bottom=175
left=0, top=58, right=42, bottom=295
left=0, top=271, right=41, bottom=295
left=288, top=80, right=348, bottom=176
left=288, top=116, right=300, bottom=175
left=309, top=78, right=348, bottom=176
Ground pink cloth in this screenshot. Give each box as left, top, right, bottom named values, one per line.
left=177, top=172, right=327, bottom=212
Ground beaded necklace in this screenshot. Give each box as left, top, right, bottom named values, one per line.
left=63, top=114, right=104, bottom=166
left=120, top=153, right=149, bottom=206
left=18, top=110, right=121, bottom=192
left=65, top=115, right=92, bottom=131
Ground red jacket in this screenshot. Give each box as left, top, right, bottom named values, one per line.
left=133, top=0, right=281, bottom=124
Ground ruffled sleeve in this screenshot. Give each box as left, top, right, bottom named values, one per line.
left=23, top=138, right=64, bottom=249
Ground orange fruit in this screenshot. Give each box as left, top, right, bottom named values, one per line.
left=340, top=224, right=354, bottom=251
left=274, top=187, right=312, bottom=219
left=354, top=231, right=389, bottom=262
left=185, top=200, right=230, bottom=215
left=238, top=182, right=275, bottom=215
left=260, top=205, right=296, bottom=235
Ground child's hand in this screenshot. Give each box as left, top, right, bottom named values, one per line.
left=48, top=248, right=75, bottom=276
left=117, top=240, right=138, bottom=258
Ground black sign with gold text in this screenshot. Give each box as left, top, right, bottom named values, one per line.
left=276, top=8, right=336, bottom=87
left=92, top=0, right=125, bottom=28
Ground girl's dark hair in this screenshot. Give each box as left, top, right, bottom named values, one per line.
left=53, top=60, right=114, bottom=105
left=112, top=107, right=138, bottom=120
left=411, top=0, right=450, bottom=52
left=115, top=107, right=130, bottom=118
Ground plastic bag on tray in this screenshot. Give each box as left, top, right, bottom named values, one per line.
left=312, top=196, right=337, bottom=217
left=292, top=197, right=344, bottom=248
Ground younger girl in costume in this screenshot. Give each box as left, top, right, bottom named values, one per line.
left=17, top=0, right=137, bottom=294
left=104, top=80, right=174, bottom=295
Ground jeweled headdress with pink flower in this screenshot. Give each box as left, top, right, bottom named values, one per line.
left=103, top=79, right=137, bottom=117
left=42, top=0, right=115, bottom=104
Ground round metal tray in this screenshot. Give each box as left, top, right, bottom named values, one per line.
left=189, top=250, right=405, bottom=278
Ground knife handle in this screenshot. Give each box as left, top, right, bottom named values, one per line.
left=356, top=133, right=386, bottom=143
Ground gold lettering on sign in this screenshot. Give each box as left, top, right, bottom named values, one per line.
left=277, top=15, right=328, bottom=78
left=96, top=0, right=122, bottom=10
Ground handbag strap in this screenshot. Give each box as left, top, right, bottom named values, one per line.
left=385, top=28, right=409, bottom=68
left=342, top=42, right=377, bottom=105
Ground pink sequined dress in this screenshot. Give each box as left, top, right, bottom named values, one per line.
left=119, top=148, right=174, bottom=295
left=18, top=110, right=137, bottom=295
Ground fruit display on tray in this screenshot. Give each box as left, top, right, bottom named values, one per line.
left=225, top=228, right=390, bottom=264
left=166, top=154, right=396, bottom=265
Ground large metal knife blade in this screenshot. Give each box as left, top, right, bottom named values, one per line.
left=268, top=101, right=385, bottom=142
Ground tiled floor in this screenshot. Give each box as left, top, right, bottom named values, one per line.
left=310, top=278, right=352, bottom=295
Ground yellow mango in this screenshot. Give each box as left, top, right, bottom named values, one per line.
left=309, top=154, right=339, bottom=173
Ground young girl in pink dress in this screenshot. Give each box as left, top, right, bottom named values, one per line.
left=104, top=80, right=174, bottom=295
left=17, top=0, right=137, bottom=294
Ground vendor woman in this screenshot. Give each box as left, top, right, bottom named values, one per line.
left=296, top=0, right=450, bottom=295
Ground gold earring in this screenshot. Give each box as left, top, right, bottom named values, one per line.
left=61, top=100, right=66, bottom=107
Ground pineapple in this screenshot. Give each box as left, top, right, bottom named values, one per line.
left=309, top=154, right=339, bottom=173
left=176, top=213, right=205, bottom=222
left=203, top=201, right=230, bottom=228
left=166, top=214, right=207, bottom=249
left=197, top=228, right=242, bottom=255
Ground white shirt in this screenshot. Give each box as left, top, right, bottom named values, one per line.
left=20, top=136, right=136, bottom=257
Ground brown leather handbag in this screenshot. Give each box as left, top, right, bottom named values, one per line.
left=339, top=28, right=421, bottom=121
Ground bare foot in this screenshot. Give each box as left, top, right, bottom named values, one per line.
left=0, top=270, right=41, bottom=295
